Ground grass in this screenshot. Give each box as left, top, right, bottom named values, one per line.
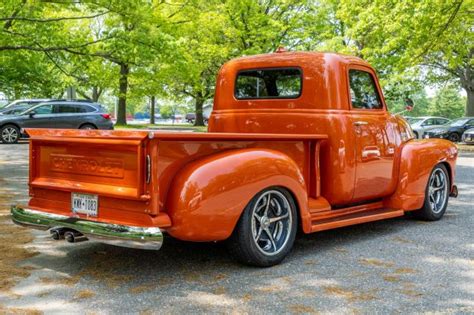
left=457, top=144, right=474, bottom=152
left=114, top=123, right=207, bottom=132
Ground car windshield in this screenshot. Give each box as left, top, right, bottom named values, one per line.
left=450, top=118, right=469, bottom=127
left=2, top=107, right=29, bottom=115
left=407, top=118, right=424, bottom=124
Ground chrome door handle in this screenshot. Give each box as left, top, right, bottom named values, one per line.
left=354, top=121, right=368, bottom=126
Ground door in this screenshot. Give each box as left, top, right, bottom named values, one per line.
left=21, top=104, right=55, bottom=128
left=348, top=68, right=397, bottom=202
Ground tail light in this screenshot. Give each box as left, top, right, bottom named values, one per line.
left=101, top=113, right=111, bottom=120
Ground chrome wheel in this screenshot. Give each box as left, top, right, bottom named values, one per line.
left=2, top=126, right=19, bottom=143
left=251, top=190, right=293, bottom=256
left=428, top=168, right=448, bottom=214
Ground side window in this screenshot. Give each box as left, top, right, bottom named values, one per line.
left=57, top=104, right=78, bottom=113
left=235, top=68, right=302, bottom=99
left=78, top=105, right=96, bottom=113
left=467, top=119, right=474, bottom=128
left=349, top=70, right=383, bottom=110
left=437, top=118, right=449, bottom=125
left=33, top=105, right=53, bottom=115
left=423, top=119, right=436, bottom=126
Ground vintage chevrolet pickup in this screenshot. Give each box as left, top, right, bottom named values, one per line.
left=11, top=52, right=458, bottom=266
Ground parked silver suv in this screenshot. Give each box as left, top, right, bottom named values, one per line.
left=0, top=101, right=113, bottom=144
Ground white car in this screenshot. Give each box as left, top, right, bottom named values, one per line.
left=408, top=116, right=451, bottom=139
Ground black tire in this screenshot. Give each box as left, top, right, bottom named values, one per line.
left=1, top=124, right=20, bottom=144
left=413, top=164, right=450, bottom=221
left=227, top=187, right=298, bottom=267
left=448, top=133, right=460, bottom=142
left=79, top=124, right=97, bottom=130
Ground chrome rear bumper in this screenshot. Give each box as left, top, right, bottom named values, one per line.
left=11, top=206, right=163, bottom=250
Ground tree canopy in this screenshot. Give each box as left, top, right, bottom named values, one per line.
left=0, top=0, right=472, bottom=124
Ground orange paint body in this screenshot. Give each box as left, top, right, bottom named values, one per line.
left=25, top=52, right=457, bottom=242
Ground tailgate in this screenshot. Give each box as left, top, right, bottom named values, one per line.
left=27, top=129, right=150, bottom=201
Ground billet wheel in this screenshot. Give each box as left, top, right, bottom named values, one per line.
left=228, top=187, right=297, bottom=267
left=414, top=164, right=450, bottom=221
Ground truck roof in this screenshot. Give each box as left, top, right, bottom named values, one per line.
left=229, top=51, right=366, bottom=66
left=214, top=51, right=381, bottom=111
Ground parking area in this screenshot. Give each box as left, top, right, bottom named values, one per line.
left=0, top=143, right=473, bottom=314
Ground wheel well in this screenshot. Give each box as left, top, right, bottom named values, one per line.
left=231, top=185, right=303, bottom=236
left=0, top=123, right=21, bottom=131
left=276, top=186, right=303, bottom=234
left=440, top=162, right=452, bottom=186
left=79, top=123, right=97, bottom=129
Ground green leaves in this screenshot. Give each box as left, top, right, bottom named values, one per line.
left=0, top=0, right=472, bottom=117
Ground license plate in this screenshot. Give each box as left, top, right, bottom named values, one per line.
left=71, top=193, right=98, bottom=217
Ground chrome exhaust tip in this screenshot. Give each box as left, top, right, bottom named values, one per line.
left=50, top=228, right=66, bottom=240
left=64, top=230, right=88, bottom=243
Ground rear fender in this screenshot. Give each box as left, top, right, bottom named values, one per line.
left=165, top=148, right=308, bottom=241
left=384, top=139, right=457, bottom=211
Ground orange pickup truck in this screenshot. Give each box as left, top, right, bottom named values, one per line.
left=11, top=52, right=458, bottom=266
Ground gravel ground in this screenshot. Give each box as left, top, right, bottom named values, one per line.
left=0, top=142, right=473, bottom=314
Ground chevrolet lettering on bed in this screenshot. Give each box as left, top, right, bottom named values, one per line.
left=11, top=51, right=458, bottom=266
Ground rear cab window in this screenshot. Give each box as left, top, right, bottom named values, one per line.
left=235, top=68, right=302, bottom=99
left=349, top=69, right=383, bottom=110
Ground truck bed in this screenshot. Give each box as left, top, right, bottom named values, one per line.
left=25, top=129, right=328, bottom=231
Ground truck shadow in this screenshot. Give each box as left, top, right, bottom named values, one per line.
left=15, top=204, right=472, bottom=313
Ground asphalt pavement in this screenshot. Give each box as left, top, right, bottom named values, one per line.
left=0, top=143, right=472, bottom=314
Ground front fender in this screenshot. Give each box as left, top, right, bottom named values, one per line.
left=165, top=148, right=308, bottom=241
left=384, top=139, right=457, bottom=211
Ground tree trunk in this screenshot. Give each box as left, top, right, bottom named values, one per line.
left=150, top=95, right=156, bottom=125
left=92, top=86, right=99, bottom=102
left=194, top=94, right=205, bottom=126
left=116, top=63, right=129, bottom=125
left=14, top=87, right=20, bottom=100
left=466, top=87, right=474, bottom=116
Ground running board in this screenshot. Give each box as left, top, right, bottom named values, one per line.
left=311, top=208, right=404, bottom=233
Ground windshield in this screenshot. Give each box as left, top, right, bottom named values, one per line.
left=450, top=118, right=468, bottom=127
left=5, top=101, right=29, bottom=108
left=2, top=107, right=29, bottom=115
left=407, top=118, right=424, bottom=124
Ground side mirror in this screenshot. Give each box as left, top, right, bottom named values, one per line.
left=28, top=112, right=35, bottom=118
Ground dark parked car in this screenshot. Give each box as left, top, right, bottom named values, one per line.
left=0, top=98, right=94, bottom=113
left=0, top=101, right=113, bottom=144
left=425, top=117, right=474, bottom=142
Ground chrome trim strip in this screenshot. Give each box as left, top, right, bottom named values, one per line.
left=11, top=206, right=163, bottom=250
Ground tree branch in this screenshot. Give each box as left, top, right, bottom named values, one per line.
left=0, top=11, right=109, bottom=23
